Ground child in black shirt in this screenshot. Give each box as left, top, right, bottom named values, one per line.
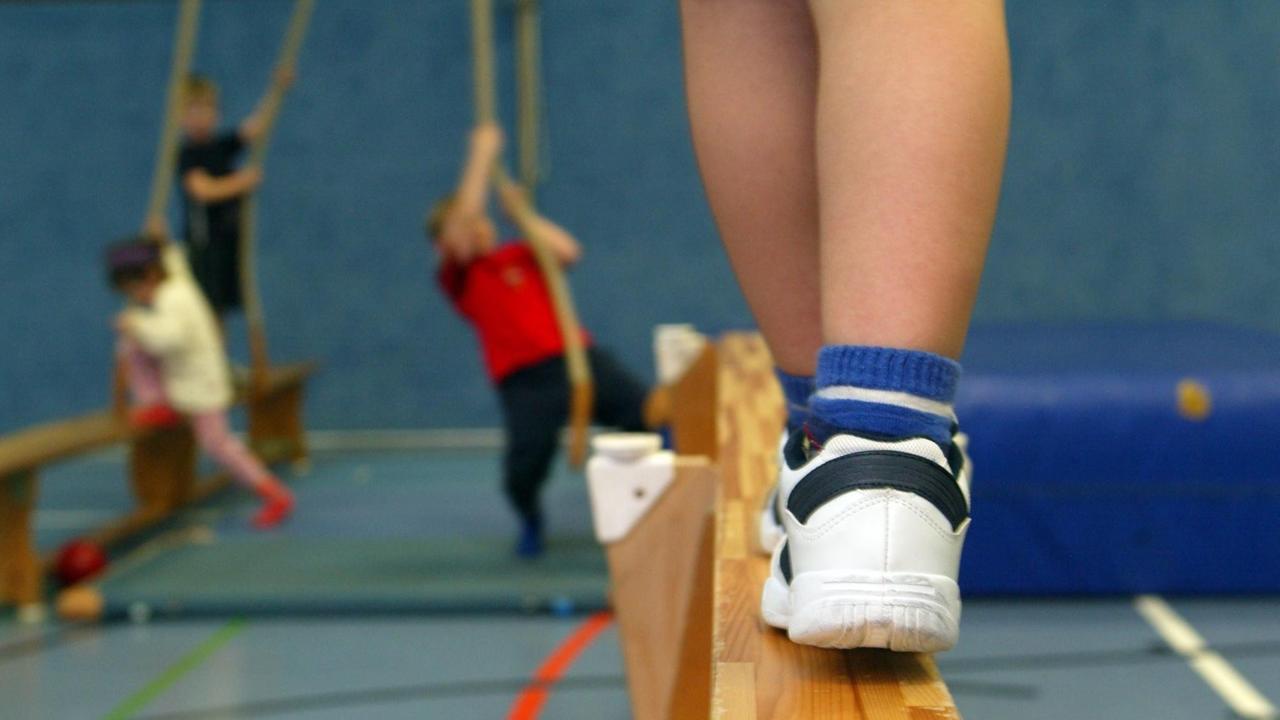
left=177, top=71, right=291, bottom=316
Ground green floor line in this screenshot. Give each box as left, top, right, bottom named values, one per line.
left=102, top=618, right=247, bottom=720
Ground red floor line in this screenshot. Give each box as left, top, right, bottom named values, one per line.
left=507, top=611, right=615, bottom=720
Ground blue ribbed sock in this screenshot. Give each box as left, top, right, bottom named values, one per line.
left=808, top=345, right=958, bottom=449
left=775, top=369, right=815, bottom=434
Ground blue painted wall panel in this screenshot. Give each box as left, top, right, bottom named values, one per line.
left=3, top=1, right=1278, bottom=431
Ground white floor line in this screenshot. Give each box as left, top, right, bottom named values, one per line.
left=1134, top=594, right=1278, bottom=720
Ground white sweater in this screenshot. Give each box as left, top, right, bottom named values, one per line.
left=124, top=245, right=233, bottom=413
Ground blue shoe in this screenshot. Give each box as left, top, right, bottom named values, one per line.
left=515, top=515, right=545, bottom=559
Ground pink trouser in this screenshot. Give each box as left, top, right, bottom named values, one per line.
left=118, top=338, right=272, bottom=491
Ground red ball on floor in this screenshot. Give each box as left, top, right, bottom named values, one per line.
left=54, top=539, right=108, bottom=587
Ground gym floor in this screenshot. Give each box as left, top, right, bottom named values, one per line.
left=5, top=448, right=1279, bottom=719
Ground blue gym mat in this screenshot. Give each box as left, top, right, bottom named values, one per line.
left=956, top=322, right=1280, bottom=594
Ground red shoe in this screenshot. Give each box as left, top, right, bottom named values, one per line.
left=129, top=404, right=183, bottom=430
left=252, top=480, right=295, bottom=529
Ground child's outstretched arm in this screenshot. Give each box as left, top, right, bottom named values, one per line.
left=453, top=123, right=503, bottom=219
left=239, top=67, right=295, bottom=143
left=183, top=165, right=263, bottom=204
left=497, top=180, right=582, bottom=266
left=142, top=215, right=172, bottom=245
left=437, top=124, right=504, bottom=259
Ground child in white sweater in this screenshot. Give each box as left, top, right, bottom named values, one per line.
left=106, top=238, right=293, bottom=529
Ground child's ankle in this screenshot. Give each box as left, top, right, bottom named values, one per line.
left=255, top=476, right=292, bottom=501
left=515, top=513, right=545, bottom=558
left=775, top=368, right=815, bottom=435
left=809, top=345, right=958, bottom=451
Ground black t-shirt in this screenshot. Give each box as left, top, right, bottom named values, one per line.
left=177, top=130, right=245, bottom=248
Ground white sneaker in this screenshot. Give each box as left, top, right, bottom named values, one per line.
left=760, top=431, right=972, bottom=652
left=755, top=431, right=788, bottom=554
left=758, top=432, right=970, bottom=557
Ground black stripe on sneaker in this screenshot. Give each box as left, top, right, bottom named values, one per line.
left=779, top=541, right=792, bottom=584
left=783, top=428, right=808, bottom=470
left=946, top=438, right=965, bottom=478
left=786, top=451, right=968, bottom=530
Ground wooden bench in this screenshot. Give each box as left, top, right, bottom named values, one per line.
left=589, top=334, right=960, bottom=719
left=0, top=362, right=314, bottom=617
left=242, top=362, right=315, bottom=465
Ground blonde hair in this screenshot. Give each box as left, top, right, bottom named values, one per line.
left=183, top=74, right=219, bottom=105
left=425, top=195, right=457, bottom=241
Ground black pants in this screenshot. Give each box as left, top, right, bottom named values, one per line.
left=185, top=235, right=242, bottom=315
left=497, top=347, right=649, bottom=521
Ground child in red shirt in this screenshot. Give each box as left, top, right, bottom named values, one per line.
left=428, top=124, right=656, bottom=558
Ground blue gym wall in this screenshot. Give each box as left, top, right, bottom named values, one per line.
left=2, top=1, right=1278, bottom=432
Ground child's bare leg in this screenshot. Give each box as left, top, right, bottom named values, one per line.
left=680, top=1, right=1012, bottom=652
left=191, top=411, right=271, bottom=489
left=679, top=0, right=821, bottom=376
left=191, top=411, right=293, bottom=528
left=809, top=0, right=1011, bottom=358
left=783, top=1, right=1008, bottom=652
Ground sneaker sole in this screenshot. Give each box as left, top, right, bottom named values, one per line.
left=762, top=570, right=960, bottom=652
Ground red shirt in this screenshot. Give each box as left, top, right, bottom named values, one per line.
left=439, top=242, right=592, bottom=382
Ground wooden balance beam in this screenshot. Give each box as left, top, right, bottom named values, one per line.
left=588, top=334, right=960, bottom=719
left=0, top=411, right=132, bottom=616
left=0, top=362, right=314, bottom=619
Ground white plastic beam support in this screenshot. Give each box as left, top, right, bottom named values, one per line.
left=653, top=324, right=707, bottom=385
left=587, top=433, right=675, bottom=544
